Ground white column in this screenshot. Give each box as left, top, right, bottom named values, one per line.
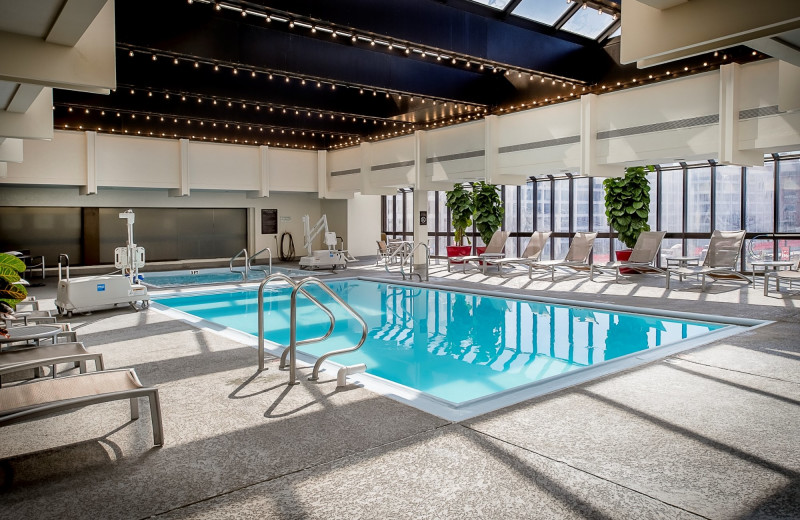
left=79, top=130, right=96, bottom=195
left=580, top=94, right=620, bottom=177
left=719, top=63, right=763, bottom=167
left=169, top=138, right=190, bottom=197
left=413, top=130, right=430, bottom=266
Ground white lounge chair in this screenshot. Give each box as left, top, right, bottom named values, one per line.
left=0, top=368, right=164, bottom=446
left=482, top=231, right=552, bottom=275
left=590, top=231, right=667, bottom=282
left=0, top=342, right=104, bottom=387
left=447, top=231, right=509, bottom=273
left=764, top=256, right=800, bottom=296
left=666, top=230, right=750, bottom=290
left=528, top=232, right=598, bottom=281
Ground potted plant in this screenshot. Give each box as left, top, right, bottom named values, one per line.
left=444, top=183, right=474, bottom=259
left=472, top=181, right=504, bottom=255
left=0, top=252, right=29, bottom=337
left=603, top=165, right=653, bottom=266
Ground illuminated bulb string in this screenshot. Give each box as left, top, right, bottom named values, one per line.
left=184, top=0, right=588, bottom=87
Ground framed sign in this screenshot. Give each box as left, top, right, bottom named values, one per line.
left=419, top=210, right=427, bottom=226
left=261, top=209, right=278, bottom=234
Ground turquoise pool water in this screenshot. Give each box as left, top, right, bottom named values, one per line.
left=153, top=279, right=729, bottom=404
left=141, top=267, right=317, bottom=288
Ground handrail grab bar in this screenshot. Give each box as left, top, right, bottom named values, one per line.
left=289, top=279, right=368, bottom=381
left=257, top=273, right=335, bottom=373
left=58, top=254, right=70, bottom=282
left=399, top=242, right=430, bottom=282
left=230, top=248, right=249, bottom=280
left=249, top=247, right=273, bottom=275
left=383, top=241, right=411, bottom=275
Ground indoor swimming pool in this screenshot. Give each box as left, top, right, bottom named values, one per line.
left=141, top=266, right=323, bottom=288
left=151, top=278, right=760, bottom=419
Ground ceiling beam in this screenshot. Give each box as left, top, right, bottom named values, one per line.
left=6, top=83, right=44, bottom=113
left=622, top=0, right=800, bottom=67
left=46, top=0, right=108, bottom=46
left=0, top=0, right=115, bottom=93
left=0, top=87, right=53, bottom=140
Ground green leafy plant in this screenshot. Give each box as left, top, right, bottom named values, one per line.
left=473, top=181, right=505, bottom=245
left=0, top=252, right=28, bottom=308
left=445, top=183, right=474, bottom=246
left=603, top=166, right=653, bottom=249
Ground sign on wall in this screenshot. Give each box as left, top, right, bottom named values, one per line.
left=261, top=209, right=278, bottom=234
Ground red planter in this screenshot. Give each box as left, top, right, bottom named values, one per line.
left=616, top=249, right=636, bottom=274
left=446, top=245, right=472, bottom=263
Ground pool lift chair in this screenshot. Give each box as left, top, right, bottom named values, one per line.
left=55, top=210, right=150, bottom=317
left=299, top=214, right=357, bottom=270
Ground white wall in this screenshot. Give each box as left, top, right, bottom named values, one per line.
left=5, top=58, right=800, bottom=264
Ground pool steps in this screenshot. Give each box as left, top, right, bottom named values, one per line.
left=257, top=273, right=368, bottom=387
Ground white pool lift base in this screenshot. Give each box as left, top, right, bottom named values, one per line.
left=55, top=210, right=150, bottom=317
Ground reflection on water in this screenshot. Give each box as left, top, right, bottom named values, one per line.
left=155, top=280, right=725, bottom=403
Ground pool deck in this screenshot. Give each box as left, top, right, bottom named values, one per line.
left=1, top=260, right=798, bottom=519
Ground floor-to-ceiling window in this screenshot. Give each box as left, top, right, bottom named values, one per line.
left=382, top=152, right=800, bottom=270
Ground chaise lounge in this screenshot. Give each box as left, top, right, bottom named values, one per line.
left=481, top=231, right=552, bottom=275
left=590, top=231, right=667, bottom=282
left=666, top=230, right=750, bottom=290
left=448, top=231, right=509, bottom=273
left=528, top=232, right=598, bottom=281
left=0, top=368, right=164, bottom=446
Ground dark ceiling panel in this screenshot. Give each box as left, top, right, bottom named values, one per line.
left=50, top=0, right=756, bottom=150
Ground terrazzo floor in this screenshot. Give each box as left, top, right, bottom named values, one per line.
left=1, top=260, right=798, bottom=519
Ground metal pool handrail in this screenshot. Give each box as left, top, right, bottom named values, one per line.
left=291, top=278, right=368, bottom=382
left=57, top=253, right=70, bottom=281
left=399, top=242, right=430, bottom=282
left=230, top=248, right=249, bottom=280
left=249, top=247, right=273, bottom=276
left=257, top=273, right=335, bottom=373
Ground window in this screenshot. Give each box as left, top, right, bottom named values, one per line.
left=686, top=167, right=711, bottom=232
left=561, top=8, right=616, bottom=39
left=745, top=164, right=774, bottom=232
left=511, top=0, right=571, bottom=25
left=553, top=179, right=570, bottom=232
left=715, top=166, right=741, bottom=230
left=660, top=169, right=684, bottom=233
left=466, top=0, right=511, bottom=9
left=572, top=177, right=590, bottom=231
left=380, top=153, right=800, bottom=273
left=778, top=158, right=800, bottom=232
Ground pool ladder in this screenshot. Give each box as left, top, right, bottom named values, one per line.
left=257, top=273, right=368, bottom=386
left=383, top=242, right=430, bottom=282
left=230, top=248, right=273, bottom=280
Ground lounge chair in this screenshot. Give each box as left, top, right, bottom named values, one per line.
left=0, top=342, right=104, bottom=387
left=0, top=368, right=164, bottom=446
left=666, top=230, right=750, bottom=290
left=590, top=231, right=667, bottom=282
left=481, top=231, right=552, bottom=275
left=764, top=256, right=800, bottom=296
left=528, top=232, right=598, bottom=281
left=447, top=231, right=509, bottom=273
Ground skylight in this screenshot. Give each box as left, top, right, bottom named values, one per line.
left=511, top=0, right=571, bottom=26
left=609, top=26, right=621, bottom=39
left=467, top=0, right=512, bottom=9
left=561, top=8, right=616, bottom=39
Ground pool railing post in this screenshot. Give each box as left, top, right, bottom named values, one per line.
left=288, top=287, right=300, bottom=385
